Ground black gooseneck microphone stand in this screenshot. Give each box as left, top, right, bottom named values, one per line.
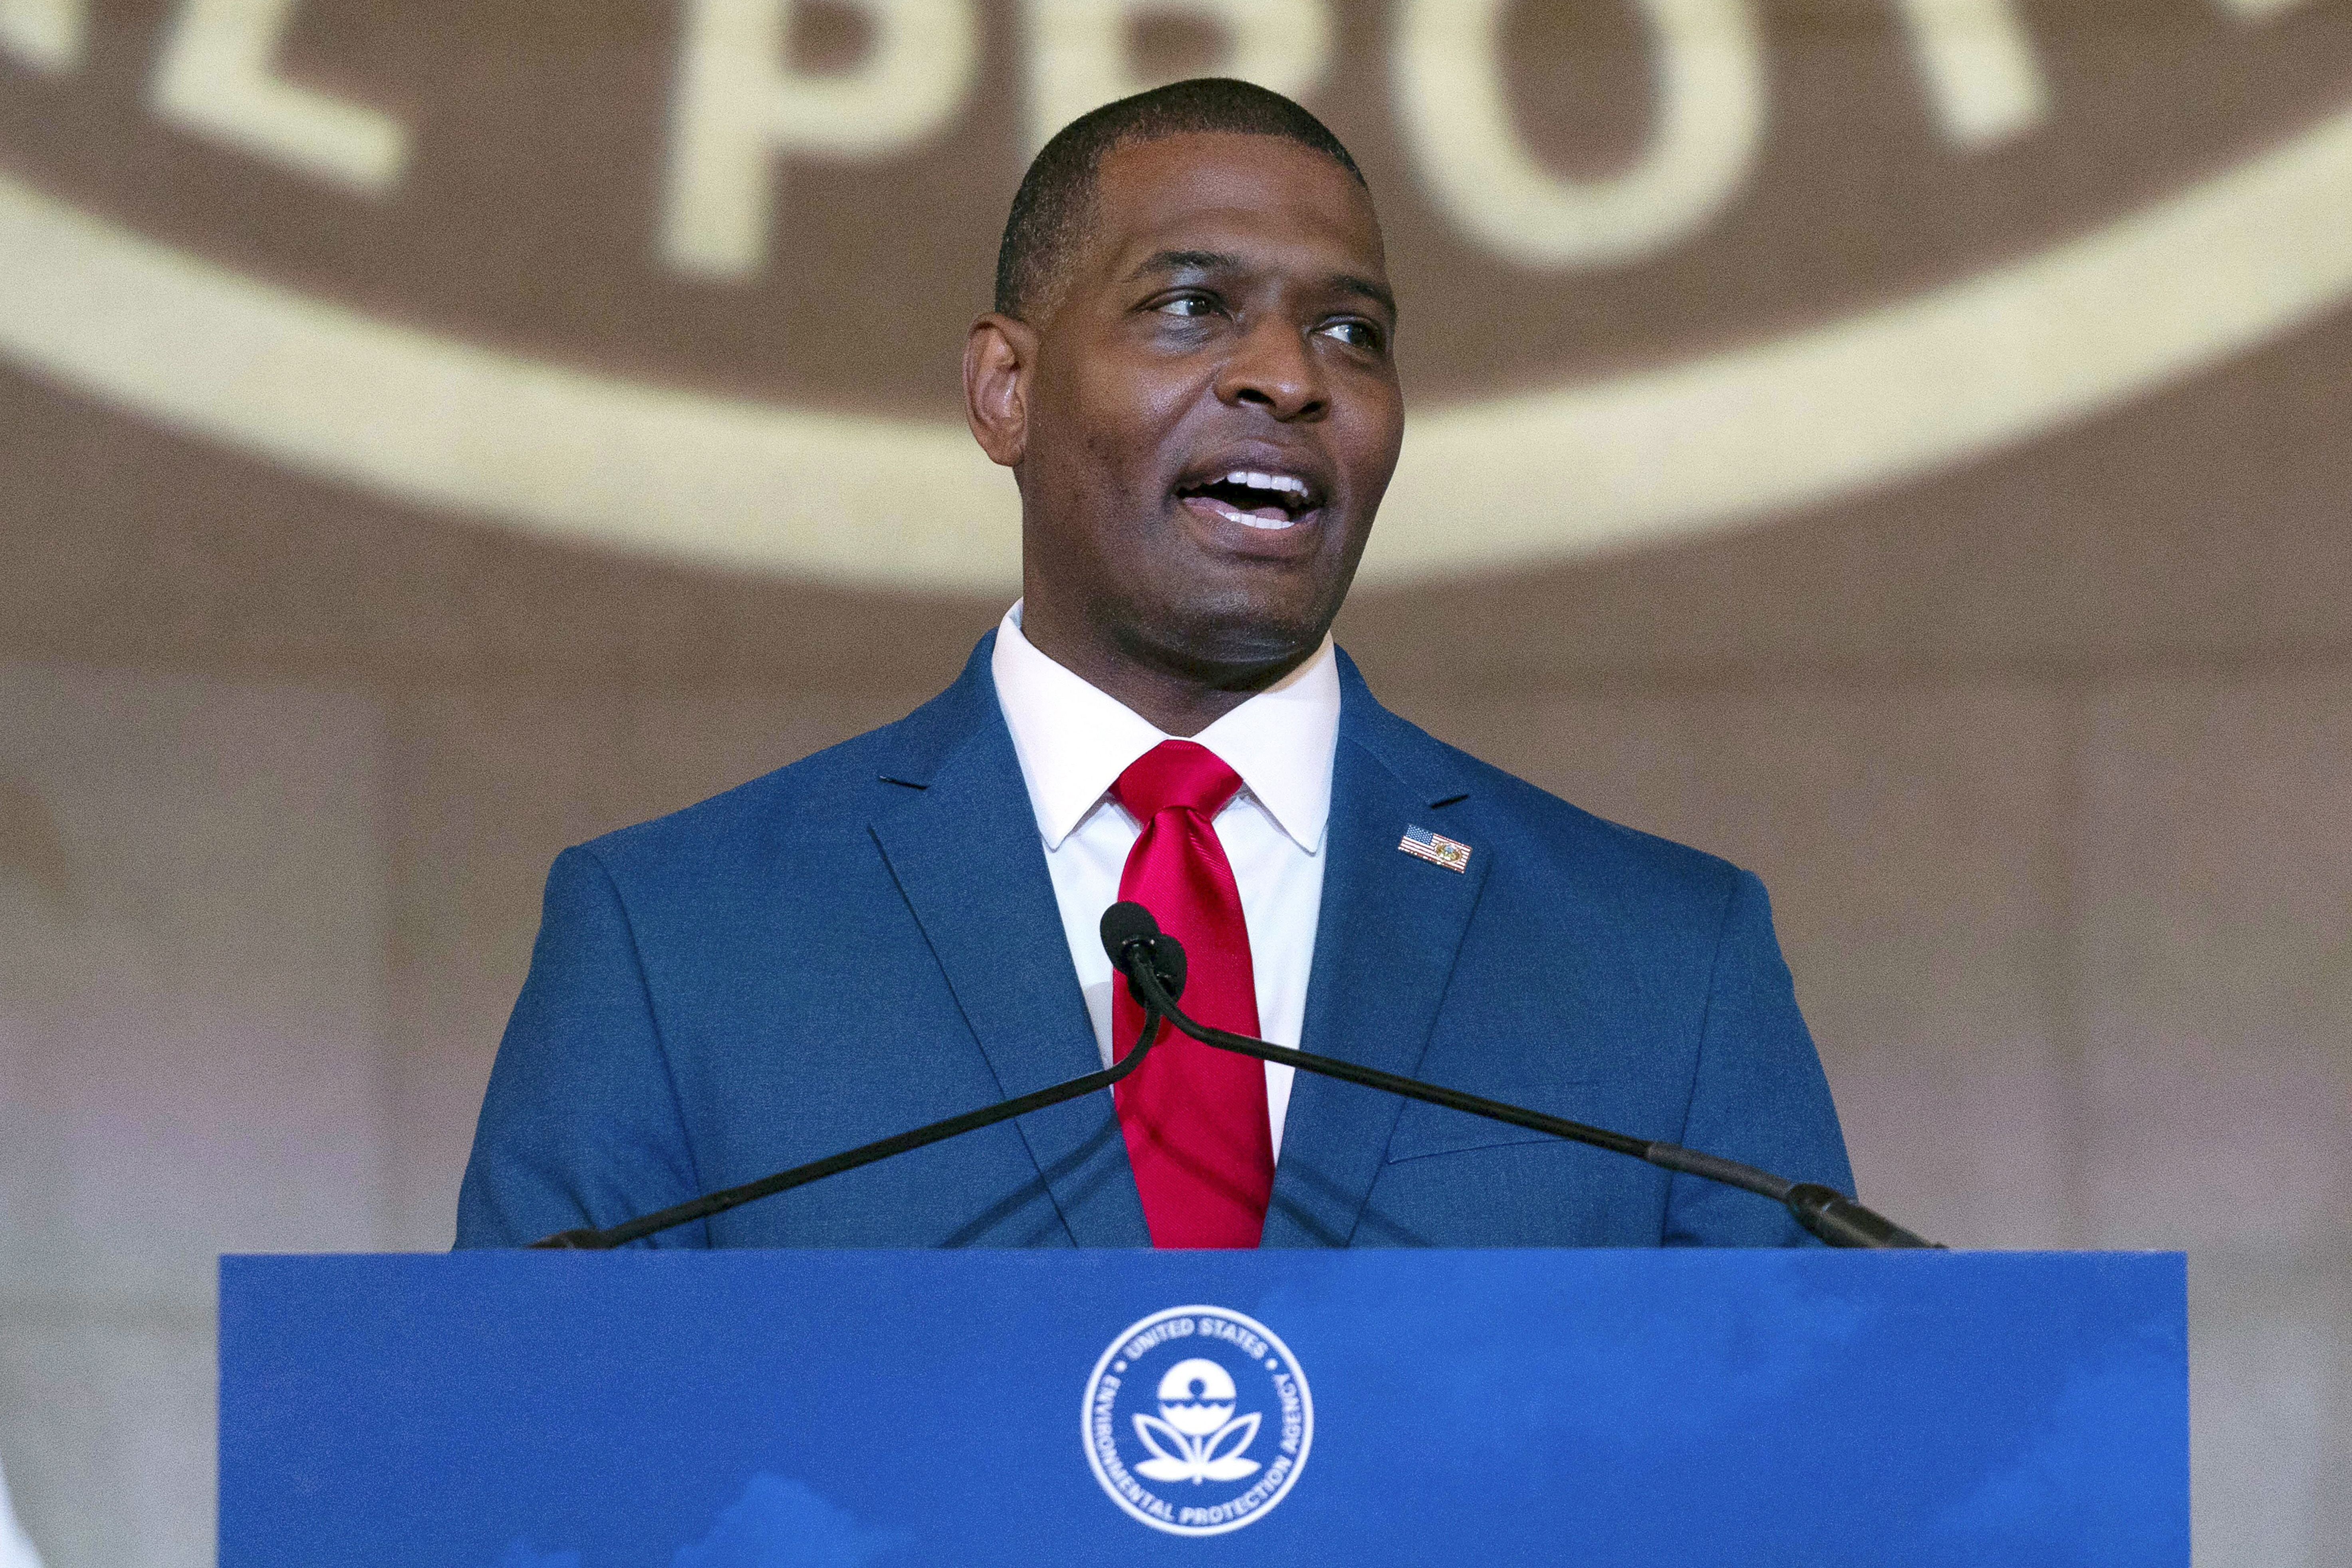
left=527, top=900, right=1935, bottom=1250
left=528, top=997, right=1171, bottom=1249
left=1098, top=901, right=1938, bottom=1250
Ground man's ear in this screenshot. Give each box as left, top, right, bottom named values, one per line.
left=963, top=313, right=1037, bottom=469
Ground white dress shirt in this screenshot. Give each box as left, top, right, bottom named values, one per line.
left=990, top=604, right=1339, bottom=1160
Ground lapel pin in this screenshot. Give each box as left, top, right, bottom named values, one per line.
left=1398, top=824, right=1472, bottom=873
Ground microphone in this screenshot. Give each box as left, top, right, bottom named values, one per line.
left=1098, top=900, right=1938, bottom=1250
left=1100, top=900, right=1186, bottom=1007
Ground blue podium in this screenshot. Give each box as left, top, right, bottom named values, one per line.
left=220, top=1249, right=2185, bottom=1566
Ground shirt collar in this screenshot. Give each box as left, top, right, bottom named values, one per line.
left=990, top=603, right=1339, bottom=855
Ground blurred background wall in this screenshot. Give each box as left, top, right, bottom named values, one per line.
left=2, top=0, right=2349, bottom=1561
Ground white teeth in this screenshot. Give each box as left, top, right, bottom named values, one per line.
left=1199, top=496, right=1295, bottom=529
left=1220, top=469, right=1310, bottom=498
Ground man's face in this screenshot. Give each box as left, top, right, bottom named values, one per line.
left=1009, top=131, right=1404, bottom=683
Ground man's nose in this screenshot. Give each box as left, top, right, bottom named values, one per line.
left=1216, top=317, right=1327, bottom=422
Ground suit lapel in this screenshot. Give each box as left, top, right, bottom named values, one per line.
left=867, top=638, right=1152, bottom=1247
left=1262, top=659, right=1490, bottom=1247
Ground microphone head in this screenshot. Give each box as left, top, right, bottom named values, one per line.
left=1099, top=899, right=1159, bottom=955
left=1099, top=901, right=1186, bottom=1005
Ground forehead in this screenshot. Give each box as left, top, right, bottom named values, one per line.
left=1081, top=131, right=1386, bottom=289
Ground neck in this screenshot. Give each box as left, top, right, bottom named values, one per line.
left=1016, top=605, right=1314, bottom=738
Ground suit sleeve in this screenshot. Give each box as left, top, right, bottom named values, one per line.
left=453, top=845, right=711, bottom=1249
left=1662, top=868, right=1856, bottom=1247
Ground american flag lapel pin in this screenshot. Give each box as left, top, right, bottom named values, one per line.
left=1398, top=824, right=1472, bottom=873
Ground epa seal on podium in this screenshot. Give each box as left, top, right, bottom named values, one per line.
left=1082, top=1304, right=1314, bottom=1536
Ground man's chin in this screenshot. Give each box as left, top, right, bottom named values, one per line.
left=1119, top=596, right=1335, bottom=688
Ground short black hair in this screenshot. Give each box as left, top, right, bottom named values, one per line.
left=993, top=77, right=1367, bottom=321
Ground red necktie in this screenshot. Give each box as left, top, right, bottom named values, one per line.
left=1110, top=740, right=1275, bottom=1248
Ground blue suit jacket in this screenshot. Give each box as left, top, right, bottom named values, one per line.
left=456, top=637, right=1852, bottom=1249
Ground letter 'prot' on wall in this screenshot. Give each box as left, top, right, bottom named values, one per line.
left=663, top=0, right=979, bottom=280
left=1884, top=0, right=2050, bottom=148
left=0, top=0, right=85, bottom=72
left=1391, top=0, right=1765, bottom=270
left=1023, top=0, right=1333, bottom=158
left=149, top=0, right=409, bottom=194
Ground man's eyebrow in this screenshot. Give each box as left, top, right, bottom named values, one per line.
left=1124, top=248, right=1243, bottom=281
left=1125, top=250, right=1398, bottom=318
left=1331, top=272, right=1398, bottom=319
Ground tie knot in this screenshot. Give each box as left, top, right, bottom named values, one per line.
left=1113, top=740, right=1245, bottom=823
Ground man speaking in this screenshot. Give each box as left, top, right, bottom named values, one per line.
left=456, top=80, right=1852, bottom=1251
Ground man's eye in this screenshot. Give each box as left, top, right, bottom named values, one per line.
left=1318, top=319, right=1382, bottom=350
left=1156, top=294, right=1216, bottom=318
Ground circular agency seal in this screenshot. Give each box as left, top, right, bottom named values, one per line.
left=1083, top=1304, right=1313, bottom=1537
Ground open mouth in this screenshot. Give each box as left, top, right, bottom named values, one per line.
left=1174, top=469, right=1324, bottom=530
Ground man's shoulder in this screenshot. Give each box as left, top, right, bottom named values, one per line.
left=1342, top=676, right=1748, bottom=925
left=1457, top=745, right=1742, bottom=914
left=569, top=648, right=993, bottom=887
left=582, top=725, right=884, bottom=866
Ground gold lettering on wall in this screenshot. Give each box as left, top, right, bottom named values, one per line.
left=663, top=0, right=981, bottom=279
left=1885, top=0, right=2050, bottom=147
left=1021, top=0, right=1333, bottom=158
left=1391, top=0, right=1765, bottom=268
left=149, top=0, right=410, bottom=194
